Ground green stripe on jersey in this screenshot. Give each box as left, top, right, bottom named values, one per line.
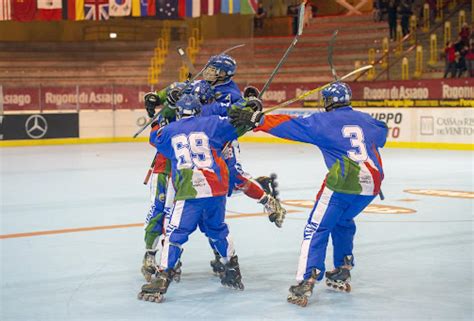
left=326, top=156, right=363, bottom=194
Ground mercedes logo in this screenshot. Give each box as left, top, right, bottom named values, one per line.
left=25, top=115, right=48, bottom=139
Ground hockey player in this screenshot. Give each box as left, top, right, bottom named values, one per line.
left=229, top=82, right=388, bottom=307
left=141, top=80, right=216, bottom=281
left=138, top=94, right=246, bottom=303
left=140, top=83, right=181, bottom=282
left=201, top=53, right=287, bottom=273
left=201, top=54, right=286, bottom=222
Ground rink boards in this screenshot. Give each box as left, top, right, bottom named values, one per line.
left=1, top=107, right=473, bottom=150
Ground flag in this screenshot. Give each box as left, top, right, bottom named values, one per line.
left=201, top=0, right=220, bottom=16
left=221, top=0, right=239, bottom=14
left=12, top=0, right=36, bottom=21
left=109, top=0, right=131, bottom=16
left=0, top=0, right=11, bottom=20
left=147, top=0, right=155, bottom=16
left=156, top=0, right=178, bottom=19
left=240, top=0, right=257, bottom=14
left=85, top=0, right=109, bottom=20
left=75, top=0, right=84, bottom=19
left=185, top=0, right=200, bottom=17
left=131, top=0, right=147, bottom=16
left=63, top=0, right=85, bottom=20
left=177, top=0, right=184, bottom=17
left=36, top=0, right=62, bottom=21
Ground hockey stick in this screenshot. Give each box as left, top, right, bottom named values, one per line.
left=328, top=30, right=339, bottom=81
left=258, top=3, right=305, bottom=99
left=177, top=46, right=197, bottom=77
left=133, top=44, right=246, bottom=138
left=263, top=64, right=373, bottom=114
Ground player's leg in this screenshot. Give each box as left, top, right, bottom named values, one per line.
left=196, top=217, right=225, bottom=276
left=202, top=196, right=244, bottom=290
left=327, top=195, right=375, bottom=292
left=139, top=199, right=202, bottom=303
left=141, top=173, right=168, bottom=282
left=226, top=140, right=286, bottom=227
left=287, top=187, right=351, bottom=306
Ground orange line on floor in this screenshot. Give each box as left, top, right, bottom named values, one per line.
left=0, top=210, right=302, bottom=240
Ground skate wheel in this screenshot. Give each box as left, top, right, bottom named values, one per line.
left=137, top=292, right=144, bottom=300
left=299, top=297, right=308, bottom=307
left=345, top=284, right=351, bottom=293
left=270, top=173, right=277, bottom=179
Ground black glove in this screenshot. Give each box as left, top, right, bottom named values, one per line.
left=245, top=96, right=263, bottom=112
left=229, top=107, right=263, bottom=129
left=144, top=92, right=159, bottom=118
left=166, top=87, right=182, bottom=107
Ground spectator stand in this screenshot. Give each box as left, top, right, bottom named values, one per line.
left=354, top=0, right=472, bottom=81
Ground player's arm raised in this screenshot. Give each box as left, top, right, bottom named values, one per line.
left=229, top=107, right=320, bottom=145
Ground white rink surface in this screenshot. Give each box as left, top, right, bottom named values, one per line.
left=1, top=142, right=473, bottom=321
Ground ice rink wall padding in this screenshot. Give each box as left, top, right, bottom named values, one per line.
left=1, top=108, right=472, bottom=150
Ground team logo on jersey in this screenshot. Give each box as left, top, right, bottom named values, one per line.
left=281, top=200, right=416, bottom=214
left=404, top=189, right=474, bottom=199
left=25, top=115, right=48, bottom=139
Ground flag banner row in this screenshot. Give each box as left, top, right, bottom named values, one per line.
left=0, top=0, right=258, bottom=21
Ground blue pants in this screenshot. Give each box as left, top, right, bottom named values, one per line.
left=144, top=173, right=168, bottom=249
left=160, top=196, right=234, bottom=270
left=296, top=187, right=375, bottom=281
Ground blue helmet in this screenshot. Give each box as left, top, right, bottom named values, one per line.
left=190, top=80, right=215, bottom=105
left=321, top=82, right=352, bottom=111
left=176, top=94, right=202, bottom=119
left=203, top=54, right=237, bottom=83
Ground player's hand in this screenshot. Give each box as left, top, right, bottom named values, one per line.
left=166, top=87, right=182, bottom=107
left=229, top=107, right=263, bottom=129
left=245, top=96, right=263, bottom=112
left=144, top=92, right=160, bottom=118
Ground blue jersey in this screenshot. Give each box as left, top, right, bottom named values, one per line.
left=258, top=107, right=388, bottom=195
left=153, top=115, right=239, bottom=200
left=202, top=80, right=246, bottom=117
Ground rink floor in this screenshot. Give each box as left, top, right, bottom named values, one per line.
left=1, top=142, right=473, bottom=321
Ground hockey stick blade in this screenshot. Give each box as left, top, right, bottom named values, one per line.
left=258, top=4, right=305, bottom=99
left=263, top=65, right=373, bottom=114
left=328, top=30, right=339, bottom=81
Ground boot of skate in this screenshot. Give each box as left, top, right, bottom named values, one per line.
left=325, top=255, right=353, bottom=292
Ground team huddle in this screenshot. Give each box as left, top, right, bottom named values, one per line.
left=137, top=53, right=388, bottom=307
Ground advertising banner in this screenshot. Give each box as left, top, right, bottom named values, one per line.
left=1, top=79, right=472, bottom=111
left=1, top=113, right=79, bottom=140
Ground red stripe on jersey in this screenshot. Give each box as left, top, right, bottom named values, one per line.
left=256, top=114, right=293, bottom=132
left=364, top=161, right=382, bottom=195
left=149, top=123, right=161, bottom=147
left=153, top=154, right=169, bottom=174
left=201, top=149, right=229, bottom=196
left=372, top=144, right=384, bottom=180
left=315, top=179, right=327, bottom=201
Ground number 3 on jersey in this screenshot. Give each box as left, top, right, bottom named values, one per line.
left=171, top=133, right=213, bottom=169
left=342, top=126, right=368, bottom=162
